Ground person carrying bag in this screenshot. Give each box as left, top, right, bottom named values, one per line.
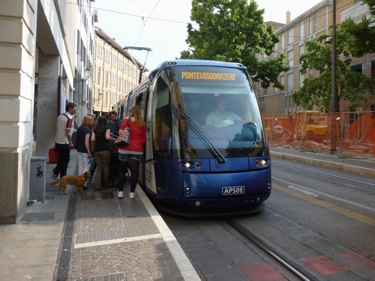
left=114, top=118, right=131, bottom=147
left=116, top=106, right=146, bottom=199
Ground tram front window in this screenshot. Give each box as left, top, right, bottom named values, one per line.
left=174, top=66, right=265, bottom=158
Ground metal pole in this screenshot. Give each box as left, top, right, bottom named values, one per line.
left=123, top=46, right=152, bottom=85
left=330, top=0, right=337, bottom=152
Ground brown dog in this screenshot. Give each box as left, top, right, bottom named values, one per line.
left=54, top=171, right=91, bottom=195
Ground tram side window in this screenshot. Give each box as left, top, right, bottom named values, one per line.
left=153, top=78, right=172, bottom=159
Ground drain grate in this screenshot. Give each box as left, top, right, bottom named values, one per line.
left=81, top=191, right=114, bottom=200
left=54, top=195, right=77, bottom=281
left=21, top=212, right=55, bottom=221
left=78, top=273, right=125, bottom=281
left=101, top=192, right=114, bottom=200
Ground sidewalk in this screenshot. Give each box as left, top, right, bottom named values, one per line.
left=0, top=148, right=373, bottom=281
left=0, top=150, right=200, bottom=281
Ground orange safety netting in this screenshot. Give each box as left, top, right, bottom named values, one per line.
left=263, top=112, right=375, bottom=157
left=341, top=112, right=375, bottom=157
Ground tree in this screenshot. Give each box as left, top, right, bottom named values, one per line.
left=292, top=26, right=375, bottom=113
left=180, top=0, right=289, bottom=89
left=340, top=0, right=375, bottom=57
left=361, top=0, right=375, bottom=16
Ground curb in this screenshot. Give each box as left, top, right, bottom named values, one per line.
left=270, top=151, right=375, bottom=178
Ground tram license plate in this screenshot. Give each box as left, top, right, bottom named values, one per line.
left=222, top=186, right=245, bottom=195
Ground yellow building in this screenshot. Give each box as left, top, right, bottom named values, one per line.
left=258, top=0, right=371, bottom=114
left=93, top=27, right=147, bottom=116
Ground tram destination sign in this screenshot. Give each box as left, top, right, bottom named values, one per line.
left=181, top=71, right=236, bottom=81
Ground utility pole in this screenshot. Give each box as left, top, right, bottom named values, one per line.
left=330, top=0, right=337, bottom=152
left=123, top=46, right=152, bottom=84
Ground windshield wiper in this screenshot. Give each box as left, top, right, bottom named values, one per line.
left=182, top=113, right=226, bottom=164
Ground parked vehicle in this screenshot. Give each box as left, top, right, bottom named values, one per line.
left=296, top=110, right=329, bottom=141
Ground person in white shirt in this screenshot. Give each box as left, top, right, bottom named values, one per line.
left=205, top=98, right=242, bottom=128
left=51, top=102, right=77, bottom=181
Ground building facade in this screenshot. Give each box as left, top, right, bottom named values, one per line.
left=0, top=0, right=95, bottom=223
left=258, top=0, right=371, bottom=115
left=93, top=27, right=147, bottom=117
left=341, top=0, right=375, bottom=113
left=73, top=0, right=96, bottom=123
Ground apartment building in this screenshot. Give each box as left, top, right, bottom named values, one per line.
left=74, top=0, right=96, bottom=122
left=0, top=0, right=96, bottom=223
left=93, top=27, right=147, bottom=116
left=258, top=0, right=363, bottom=114
left=341, top=1, right=375, bottom=113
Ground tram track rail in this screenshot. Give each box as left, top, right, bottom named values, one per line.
left=272, top=160, right=375, bottom=187
left=272, top=159, right=375, bottom=214
left=227, top=219, right=318, bottom=281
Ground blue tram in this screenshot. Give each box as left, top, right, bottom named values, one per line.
left=117, top=60, right=271, bottom=216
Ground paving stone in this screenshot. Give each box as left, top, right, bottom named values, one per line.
left=42, top=168, right=188, bottom=281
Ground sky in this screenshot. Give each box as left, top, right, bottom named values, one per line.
left=92, top=0, right=323, bottom=71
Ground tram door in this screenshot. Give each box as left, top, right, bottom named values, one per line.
left=144, top=74, right=174, bottom=194
left=144, top=81, right=158, bottom=193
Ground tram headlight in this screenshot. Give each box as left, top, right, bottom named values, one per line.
left=255, top=159, right=269, bottom=167
left=178, top=161, right=202, bottom=169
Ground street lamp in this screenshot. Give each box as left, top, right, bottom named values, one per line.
left=330, top=0, right=337, bottom=152
left=123, top=46, right=152, bottom=84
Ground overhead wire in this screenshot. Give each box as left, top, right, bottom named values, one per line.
left=69, top=1, right=362, bottom=42
left=133, top=0, right=161, bottom=46
left=68, top=2, right=189, bottom=25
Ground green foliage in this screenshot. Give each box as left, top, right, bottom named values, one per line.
left=363, top=0, right=375, bottom=16
left=340, top=0, right=375, bottom=57
left=293, top=27, right=375, bottom=113
left=180, top=0, right=289, bottom=89
left=340, top=17, right=375, bottom=57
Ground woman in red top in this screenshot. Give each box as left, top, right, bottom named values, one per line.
left=117, top=105, right=146, bottom=199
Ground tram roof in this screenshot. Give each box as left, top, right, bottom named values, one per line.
left=148, top=59, right=247, bottom=82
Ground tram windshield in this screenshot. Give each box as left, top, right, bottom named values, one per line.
left=173, top=65, right=266, bottom=158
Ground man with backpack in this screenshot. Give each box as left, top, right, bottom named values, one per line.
left=51, top=102, right=77, bottom=181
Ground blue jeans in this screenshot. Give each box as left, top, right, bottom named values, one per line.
left=89, top=156, right=97, bottom=175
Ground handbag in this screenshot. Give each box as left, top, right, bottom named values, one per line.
left=48, top=147, right=60, bottom=164
left=114, top=118, right=131, bottom=148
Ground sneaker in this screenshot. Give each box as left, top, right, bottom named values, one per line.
left=129, top=192, right=135, bottom=199
left=118, top=191, right=123, bottom=199
left=51, top=174, right=59, bottom=181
